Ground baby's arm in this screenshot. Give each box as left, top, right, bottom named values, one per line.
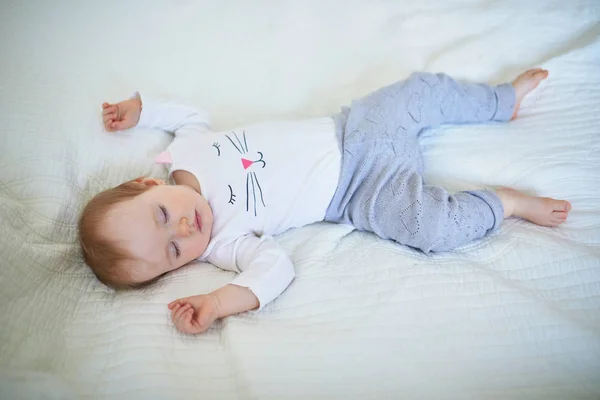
left=101, top=93, right=211, bottom=136
left=168, top=284, right=258, bottom=335
left=168, top=235, right=295, bottom=334
left=228, top=235, right=296, bottom=310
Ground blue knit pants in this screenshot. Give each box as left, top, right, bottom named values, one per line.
left=325, top=72, right=515, bottom=253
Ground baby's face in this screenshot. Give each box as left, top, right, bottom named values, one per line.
left=102, top=183, right=214, bottom=283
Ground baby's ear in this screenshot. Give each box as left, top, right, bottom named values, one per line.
left=134, top=177, right=165, bottom=187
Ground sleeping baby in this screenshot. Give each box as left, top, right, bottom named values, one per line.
left=79, top=68, right=571, bottom=334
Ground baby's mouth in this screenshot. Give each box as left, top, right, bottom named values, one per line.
left=195, top=210, right=202, bottom=232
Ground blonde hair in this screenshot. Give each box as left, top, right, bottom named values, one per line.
left=78, top=178, right=153, bottom=289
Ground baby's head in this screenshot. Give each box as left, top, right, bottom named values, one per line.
left=79, top=177, right=213, bottom=288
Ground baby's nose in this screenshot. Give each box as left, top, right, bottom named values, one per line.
left=178, top=217, right=191, bottom=237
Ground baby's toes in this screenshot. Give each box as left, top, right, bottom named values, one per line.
left=552, top=210, right=568, bottom=220
left=533, top=69, right=549, bottom=80
left=548, top=199, right=570, bottom=212
left=548, top=211, right=568, bottom=226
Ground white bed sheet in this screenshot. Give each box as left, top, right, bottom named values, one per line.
left=1, top=1, right=599, bottom=399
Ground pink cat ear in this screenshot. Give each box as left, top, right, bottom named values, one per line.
left=154, top=151, right=172, bottom=164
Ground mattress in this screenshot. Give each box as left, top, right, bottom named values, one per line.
left=1, top=1, right=599, bottom=399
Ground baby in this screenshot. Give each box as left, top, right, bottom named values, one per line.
left=79, top=68, right=571, bottom=334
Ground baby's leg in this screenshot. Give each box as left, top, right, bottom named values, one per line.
left=367, top=170, right=504, bottom=252
left=355, top=169, right=570, bottom=253
left=360, top=69, right=547, bottom=139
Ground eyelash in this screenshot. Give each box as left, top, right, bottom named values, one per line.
left=159, top=205, right=169, bottom=223
left=171, top=242, right=180, bottom=258
left=159, top=205, right=180, bottom=259
left=228, top=184, right=236, bottom=205
left=212, top=142, right=221, bottom=156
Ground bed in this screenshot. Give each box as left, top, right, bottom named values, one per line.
left=1, top=1, right=599, bottom=399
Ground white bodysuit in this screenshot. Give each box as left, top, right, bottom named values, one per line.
left=138, top=97, right=342, bottom=309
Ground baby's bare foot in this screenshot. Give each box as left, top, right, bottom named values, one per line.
left=511, top=68, right=549, bottom=120
left=496, top=188, right=571, bottom=227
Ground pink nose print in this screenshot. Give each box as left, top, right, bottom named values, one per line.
left=241, top=158, right=253, bottom=170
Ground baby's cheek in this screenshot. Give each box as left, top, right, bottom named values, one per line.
left=188, top=236, right=208, bottom=260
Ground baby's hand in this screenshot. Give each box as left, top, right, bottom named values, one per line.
left=168, top=294, right=221, bottom=334
left=101, top=97, right=142, bottom=132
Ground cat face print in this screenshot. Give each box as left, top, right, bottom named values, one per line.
left=212, top=131, right=266, bottom=217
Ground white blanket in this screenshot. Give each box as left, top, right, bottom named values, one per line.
left=1, top=1, right=599, bottom=399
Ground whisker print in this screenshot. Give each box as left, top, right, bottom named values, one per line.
left=246, top=174, right=250, bottom=212
left=251, top=172, right=265, bottom=207
left=233, top=132, right=246, bottom=154
left=250, top=171, right=257, bottom=216
left=226, top=134, right=242, bottom=154
left=242, top=130, right=248, bottom=153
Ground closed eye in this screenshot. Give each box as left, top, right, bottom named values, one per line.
left=228, top=184, right=236, bottom=205
left=170, top=241, right=180, bottom=259
left=212, top=142, right=221, bottom=156
left=159, top=205, right=169, bottom=223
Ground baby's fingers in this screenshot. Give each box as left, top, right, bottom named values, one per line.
left=170, top=302, right=182, bottom=313
left=101, top=104, right=116, bottom=115
left=168, top=296, right=195, bottom=309
left=103, top=112, right=117, bottom=123
left=171, top=302, right=185, bottom=315
left=179, top=309, right=205, bottom=334
left=168, top=300, right=181, bottom=310
left=170, top=304, right=185, bottom=323
left=175, top=309, right=196, bottom=333
left=103, top=120, right=114, bottom=132
left=101, top=104, right=118, bottom=132
left=102, top=103, right=118, bottom=117
left=110, top=121, right=127, bottom=131
left=173, top=304, right=192, bottom=322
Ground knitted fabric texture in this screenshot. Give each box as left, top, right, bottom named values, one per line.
left=325, top=72, right=515, bottom=252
